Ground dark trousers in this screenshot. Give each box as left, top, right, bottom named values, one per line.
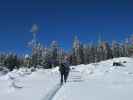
left=60, top=72, right=69, bottom=84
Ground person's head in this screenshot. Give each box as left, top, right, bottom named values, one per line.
left=64, top=56, right=68, bottom=60
left=64, top=55, right=70, bottom=62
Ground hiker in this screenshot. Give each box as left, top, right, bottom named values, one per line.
left=59, top=56, right=70, bottom=85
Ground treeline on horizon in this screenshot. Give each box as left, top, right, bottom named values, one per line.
left=0, top=34, right=133, bottom=71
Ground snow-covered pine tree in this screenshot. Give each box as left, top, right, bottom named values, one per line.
left=0, top=53, right=6, bottom=66
left=72, top=36, right=83, bottom=65
left=123, top=38, right=129, bottom=57
left=83, top=44, right=89, bottom=64
left=111, top=41, right=120, bottom=58
left=50, top=41, right=59, bottom=67
left=57, top=48, right=65, bottom=65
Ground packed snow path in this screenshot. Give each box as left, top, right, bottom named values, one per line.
left=42, top=68, right=84, bottom=100
left=43, top=84, right=61, bottom=100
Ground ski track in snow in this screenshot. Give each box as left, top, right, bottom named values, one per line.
left=43, top=69, right=83, bottom=100
left=43, top=70, right=82, bottom=100
left=43, top=84, right=62, bottom=100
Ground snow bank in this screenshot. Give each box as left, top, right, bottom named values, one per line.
left=0, top=67, right=60, bottom=100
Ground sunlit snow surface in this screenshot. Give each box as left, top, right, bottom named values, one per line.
left=1, top=57, right=133, bottom=100
left=52, top=57, right=133, bottom=100
left=0, top=68, right=60, bottom=100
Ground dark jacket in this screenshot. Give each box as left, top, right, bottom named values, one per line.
left=59, top=62, right=70, bottom=74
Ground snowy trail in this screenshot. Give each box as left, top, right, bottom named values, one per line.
left=43, top=69, right=83, bottom=100
left=52, top=69, right=85, bottom=100
left=43, top=84, right=62, bottom=100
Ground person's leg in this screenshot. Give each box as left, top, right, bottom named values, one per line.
left=64, top=72, right=69, bottom=83
left=60, top=73, right=63, bottom=85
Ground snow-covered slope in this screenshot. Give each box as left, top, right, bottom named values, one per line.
left=52, top=57, right=133, bottom=100
left=1, top=57, right=133, bottom=100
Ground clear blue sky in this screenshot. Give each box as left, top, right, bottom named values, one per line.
left=0, top=0, right=133, bottom=54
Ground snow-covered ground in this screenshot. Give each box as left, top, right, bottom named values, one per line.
left=52, top=57, right=133, bottom=100
left=1, top=57, right=133, bottom=100
left=0, top=67, right=60, bottom=100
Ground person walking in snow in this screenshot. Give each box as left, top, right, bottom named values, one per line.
left=59, top=56, right=70, bottom=85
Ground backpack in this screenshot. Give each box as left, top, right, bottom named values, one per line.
left=59, top=63, right=70, bottom=73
